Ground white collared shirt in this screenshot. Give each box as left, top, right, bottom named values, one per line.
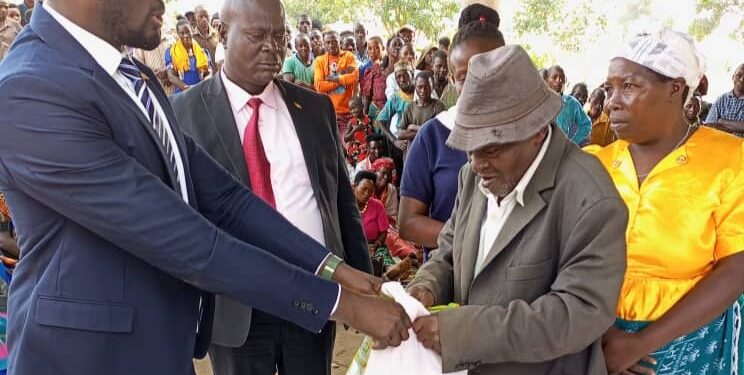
left=221, top=70, right=326, bottom=247
left=44, top=2, right=189, bottom=203
left=222, top=71, right=340, bottom=315
left=474, top=126, right=552, bottom=274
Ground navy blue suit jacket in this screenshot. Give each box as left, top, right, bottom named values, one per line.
left=0, top=7, right=338, bottom=375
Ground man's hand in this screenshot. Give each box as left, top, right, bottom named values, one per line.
left=325, top=75, right=340, bottom=83
left=394, top=140, right=408, bottom=151
left=408, top=284, right=435, bottom=308
left=332, top=262, right=382, bottom=295
left=602, top=327, right=657, bottom=375
left=154, top=68, right=169, bottom=81
left=332, top=288, right=411, bottom=347
left=413, top=314, right=441, bottom=354
left=0, top=231, right=19, bottom=259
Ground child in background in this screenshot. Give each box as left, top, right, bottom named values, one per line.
left=344, top=97, right=374, bottom=166
left=399, top=71, right=445, bottom=145
left=281, top=33, right=315, bottom=91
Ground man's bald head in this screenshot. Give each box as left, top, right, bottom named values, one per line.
left=221, top=0, right=284, bottom=26
left=220, top=0, right=286, bottom=95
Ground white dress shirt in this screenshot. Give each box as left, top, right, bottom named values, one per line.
left=44, top=2, right=189, bottom=203
left=474, top=126, right=553, bottom=275
left=221, top=70, right=326, bottom=247
left=222, top=71, right=341, bottom=313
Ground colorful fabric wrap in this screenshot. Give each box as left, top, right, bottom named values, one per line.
left=614, top=295, right=743, bottom=375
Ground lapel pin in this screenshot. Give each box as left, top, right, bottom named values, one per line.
left=294, top=102, right=303, bottom=110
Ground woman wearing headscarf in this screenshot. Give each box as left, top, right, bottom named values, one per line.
left=371, top=157, right=399, bottom=221
left=587, top=29, right=744, bottom=374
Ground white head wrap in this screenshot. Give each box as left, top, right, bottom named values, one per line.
left=614, top=28, right=706, bottom=103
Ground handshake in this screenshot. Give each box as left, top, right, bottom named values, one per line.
left=329, top=263, right=441, bottom=352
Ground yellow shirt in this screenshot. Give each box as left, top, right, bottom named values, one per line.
left=586, top=127, right=744, bottom=321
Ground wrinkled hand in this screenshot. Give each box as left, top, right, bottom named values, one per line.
left=332, top=288, right=411, bottom=348
left=332, top=262, right=382, bottom=296
left=603, top=327, right=657, bottom=375
left=408, top=284, right=435, bottom=308
left=414, top=314, right=441, bottom=354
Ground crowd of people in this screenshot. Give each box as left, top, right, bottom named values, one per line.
left=0, top=0, right=743, bottom=375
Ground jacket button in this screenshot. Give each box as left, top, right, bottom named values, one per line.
left=307, top=303, right=315, bottom=310
left=300, top=302, right=307, bottom=309
left=313, top=308, right=320, bottom=315
left=293, top=301, right=300, bottom=307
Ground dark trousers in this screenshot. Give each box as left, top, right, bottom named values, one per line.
left=209, top=309, right=336, bottom=375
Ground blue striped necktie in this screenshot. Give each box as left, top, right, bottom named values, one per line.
left=118, top=57, right=183, bottom=197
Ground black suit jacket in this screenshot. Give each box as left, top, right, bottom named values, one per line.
left=171, top=75, right=372, bottom=347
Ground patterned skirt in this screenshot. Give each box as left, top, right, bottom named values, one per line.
left=615, top=295, right=743, bottom=375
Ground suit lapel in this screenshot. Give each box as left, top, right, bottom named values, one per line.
left=205, top=75, right=250, bottom=185
left=274, top=80, right=323, bottom=203
left=476, top=189, right=546, bottom=277
left=471, top=126, right=567, bottom=284
left=92, top=68, right=181, bottom=193
left=461, top=189, right=487, bottom=301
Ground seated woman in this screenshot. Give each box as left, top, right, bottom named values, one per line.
left=166, top=20, right=210, bottom=93
left=370, top=157, right=399, bottom=221
left=354, top=171, right=394, bottom=275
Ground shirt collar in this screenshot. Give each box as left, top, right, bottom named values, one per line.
left=221, top=69, right=279, bottom=113
left=196, top=26, right=215, bottom=39
left=44, top=1, right=124, bottom=77
left=478, top=126, right=553, bottom=207
left=435, top=102, right=458, bottom=130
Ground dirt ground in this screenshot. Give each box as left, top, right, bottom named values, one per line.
left=194, top=324, right=365, bottom=375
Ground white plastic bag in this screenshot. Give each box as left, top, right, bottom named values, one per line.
left=363, top=282, right=467, bottom=375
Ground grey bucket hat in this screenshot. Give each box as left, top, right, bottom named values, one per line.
left=447, top=45, right=562, bottom=151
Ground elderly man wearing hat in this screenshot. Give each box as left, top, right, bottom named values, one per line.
left=405, top=45, right=628, bottom=374
left=589, top=28, right=744, bottom=375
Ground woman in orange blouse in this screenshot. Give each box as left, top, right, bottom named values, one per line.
left=588, top=29, right=744, bottom=375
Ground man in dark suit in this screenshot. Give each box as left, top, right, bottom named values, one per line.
left=171, top=1, right=371, bottom=374
left=0, top=1, right=411, bottom=374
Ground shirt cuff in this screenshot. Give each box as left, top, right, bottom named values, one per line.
left=315, top=253, right=333, bottom=275
left=331, top=284, right=342, bottom=315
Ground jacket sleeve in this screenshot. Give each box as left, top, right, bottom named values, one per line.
left=314, top=57, right=340, bottom=93
left=184, top=135, right=333, bottom=274
left=0, top=73, right=338, bottom=333
left=437, top=196, right=627, bottom=372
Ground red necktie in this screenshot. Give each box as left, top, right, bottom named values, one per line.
left=243, top=98, right=276, bottom=208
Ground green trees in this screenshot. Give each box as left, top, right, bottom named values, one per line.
left=282, top=0, right=459, bottom=40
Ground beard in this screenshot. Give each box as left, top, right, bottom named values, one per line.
left=102, top=0, right=162, bottom=50
left=482, top=176, right=519, bottom=198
